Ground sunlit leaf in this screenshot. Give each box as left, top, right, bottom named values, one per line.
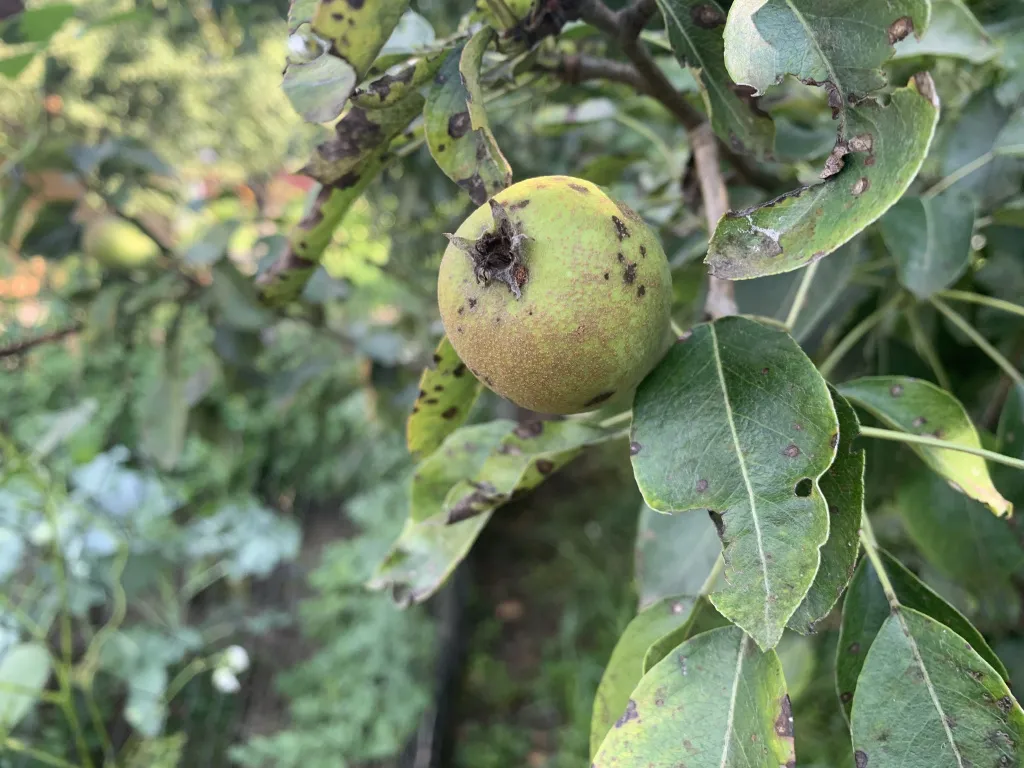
left=893, top=0, right=996, bottom=63
left=839, top=376, right=1012, bottom=516
left=0, top=642, right=50, bottom=729
left=424, top=30, right=512, bottom=205
left=706, top=77, right=939, bottom=279
left=656, top=0, right=774, bottom=159
left=590, top=596, right=697, bottom=759
left=406, top=336, right=483, bottom=459
left=631, top=316, right=838, bottom=650
left=311, top=0, right=409, bottom=75
left=592, top=626, right=794, bottom=766
left=852, top=608, right=1024, bottom=767
left=635, top=505, right=720, bottom=611
left=836, top=551, right=1008, bottom=721
left=15, top=3, right=74, bottom=43
left=351, top=53, right=444, bottom=110
left=878, top=190, right=975, bottom=299
left=723, top=0, right=929, bottom=107
left=788, top=388, right=864, bottom=634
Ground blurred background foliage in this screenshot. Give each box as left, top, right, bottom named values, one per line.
left=0, top=0, right=1023, bottom=766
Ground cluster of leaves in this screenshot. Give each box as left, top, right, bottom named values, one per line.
left=274, top=0, right=1024, bottom=764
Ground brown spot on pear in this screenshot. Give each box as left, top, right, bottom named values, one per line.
left=438, top=176, right=672, bottom=414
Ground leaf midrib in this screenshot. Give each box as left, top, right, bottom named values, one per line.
left=709, top=323, right=772, bottom=633
left=718, top=632, right=748, bottom=767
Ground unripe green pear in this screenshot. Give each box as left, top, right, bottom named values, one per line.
left=437, top=176, right=672, bottom=415
left=83, top=216, right=160, bottom=270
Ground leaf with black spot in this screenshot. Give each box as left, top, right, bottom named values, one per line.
left=852, top=606, right=1024, bottom=768
left=631, top=316, right=839, bottom=650
left=369, top=420, right=514, bottom=604
left=656, top=0, right=774, bottom=159
left=407, top=335, right=483, bottom=459
left=424, top=28, right=512, bottom=204
left=723, top=0, right=929, bottom=113
left=590, top=596, right=700, bottom=759
left=788, top=387, right=865, bottom=634
left=707, top=76, right=939, bottom=279
left=836, top=550, right=1008, bottom=723
left=592, top=626, right=794, bottom=766
left=840, top=375, right=1012, bottom=516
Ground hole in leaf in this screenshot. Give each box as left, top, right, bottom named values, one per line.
left=794, top=478, right=813, bottom=497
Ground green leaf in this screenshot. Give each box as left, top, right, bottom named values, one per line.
left=852, top=608, right=1024, bottom=768
left=706, top=77, right=940, bottom=280
left=210, top=261, right=275, bottom=331
left=878, top=190, right=975, bottom=299
left=351, top=53, right=444, bottom=111
left=642, top=596, right=731, bottom=672
left=0, top=50, right=37, bottom=79
left=635, top=505, right=720, bottom=611
left=372, top=419, right=618, bottom=602
left=282, top=48, right=358, bottom=124
left=655, top=0, right=774, bottom=159
left=892, top=0, right=995, bottom=63
left=723, top=0, right=929, bottom=108
left=16, top=3, right=74, bottom=43
left=591, top=626, right=795, bottom=767
left=836, top=551, right=1008, bottom=720
left=424, top=32, right=512, bottom=205
left=631, top=316, right=838, bottom=650
left=311, top=0, right=409, bottom=76
left=406, top=336, right=482, bottom=459
left=183, top=221, right=238, bottom=267
left=138, top=326, right=188, bottom=472
left=839, top=376, right=1012, bottom=516
left=895, top=472, right=1024, bottom=603
left=409, top=421, right=511, bottom=524
left=590, top=596, right=697, bottom=759
left=996, top=383, right=1024, bottom=504
left=0, top=642, right=50, bottom=729
left=788, top=388, right=864, bottom=634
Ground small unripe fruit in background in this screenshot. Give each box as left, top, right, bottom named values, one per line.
left=82, top=216, right=160, bottom=270
left=437, top=176, right=673, bottom=415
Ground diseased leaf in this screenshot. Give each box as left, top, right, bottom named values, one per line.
left=878, top=190, right=976, bottom=299
left=852, top=608, right=1024, bottom=768
left=302, top=97, right=424, bottom=186
left=409, top=421, right=511, bottom=524
left=836, top=551, right=1008, bottom=720
left=350, top=53, right=444, bottom=110
left=788, top=388, right=864, bottom=634
left=631, top=316, right=839, bottom=650
left=444, top=419, right=622, bottom=524
left=893, top=0, right=995, bottom=63
left=839, top=376, right=1012, bottom=516
left=723, top=0, right=929, bottom=108
left=311, top=0, right=409, bottom=76
left=635, top=505, right=720, bottom=611
left=424, top=31, right=512, bottom=205
left=896, top=472, right=1024, bottom=602
left=656, top=0, right=774, bottom=159
left=592, top=626, right=794, bottom=767
left=706, top=77, right=939, bottom=280
left=407, top=336, right=482, bottom=459
left=369, top=420, right=512, bottom=604
left=590, top=596, right=697, bottom=759
left=0, top=643, right=50, bottom=730
left=371, top=419, right=620, bottom=602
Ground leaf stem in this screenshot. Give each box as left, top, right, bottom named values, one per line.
left=698, top=554, right=725, bottom=595
left=922, top=151, right=994, bottom=198
left=818, top=294, right=902, bottom=378
left=857, top=512, right=899, bottom=610
left=937, top=289, right=1024, bottom=320
left=670, top=319, right=686, bottom=338
left=599, top=410, right=632, bottom=429
left=784, top=261, right=820, bottom=331
left=858, top=426, right=1024, bottom=471
left=930, top=296, right=1024, bottom=387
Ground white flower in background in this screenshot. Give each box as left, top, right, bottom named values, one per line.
left=212, top=666, right=240, bottom=694
left=224, top=645, right=250, bottom=674
left=29, top=521, right=53, bottom=546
